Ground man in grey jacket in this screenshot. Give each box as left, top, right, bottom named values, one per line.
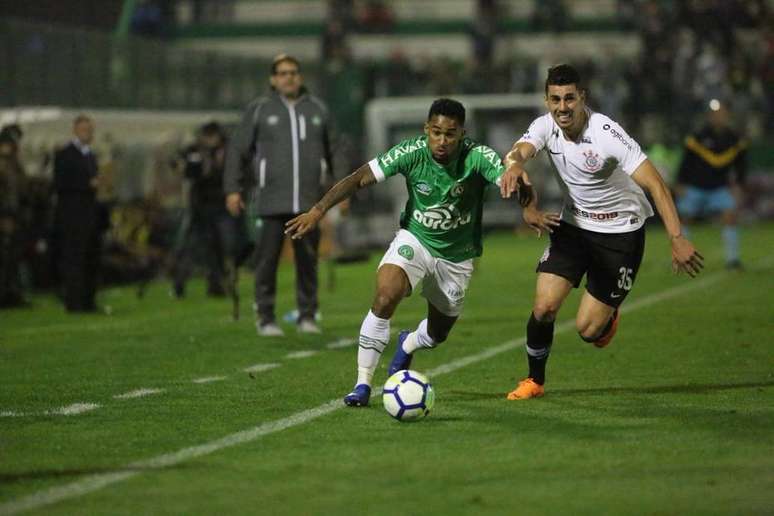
left=225, top=54, right=334, bottom=337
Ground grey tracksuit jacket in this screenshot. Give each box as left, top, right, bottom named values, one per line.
left=224, top=89, right=334, bottom=216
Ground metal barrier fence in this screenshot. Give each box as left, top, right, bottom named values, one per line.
left=0, top=19, right=270, bottom=110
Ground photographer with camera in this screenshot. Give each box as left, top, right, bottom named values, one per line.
left=171, top=121, right=241, bottom=298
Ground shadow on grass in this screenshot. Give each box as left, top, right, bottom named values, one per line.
left=552, top=380, right=774, bottom=396
left=426, top=416, right=467, bottom=423
left=0, top=464, right=193, bottom=486
left=446, top=380, right=774, bottom=400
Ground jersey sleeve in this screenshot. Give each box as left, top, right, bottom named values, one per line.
left=516, top=115, right=550, bottom=153
left=368, top=137, right=425, bottom=183
left=470, top=143, right=505, bottom=185
left=600, top=120, right=647, bottom=175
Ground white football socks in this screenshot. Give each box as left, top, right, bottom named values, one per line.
left=356, top=310, right=390, bottom=387
left=401, top=319, right=436, bottom=354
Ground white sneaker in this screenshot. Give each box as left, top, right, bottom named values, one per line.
left=257, top=322, right=285, bottom=337
left=297, top=319, right=322, bottom=334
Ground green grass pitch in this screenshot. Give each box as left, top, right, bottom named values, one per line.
left=1, top=222, right=773, bottom=515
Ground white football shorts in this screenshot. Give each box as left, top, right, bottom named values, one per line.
left=378, top=229, right=474, bottom=317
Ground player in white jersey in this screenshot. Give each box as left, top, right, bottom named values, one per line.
left=504, top=64, right=704, bottom=400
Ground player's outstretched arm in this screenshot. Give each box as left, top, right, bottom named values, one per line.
left=285, top=164, right=377, bottom=240
left=631, top=160, right=704, bottom=277
left=503, top=141, right=537, bottom=206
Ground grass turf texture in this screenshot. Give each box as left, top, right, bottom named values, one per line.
left=1, top=223, right=773, bottom=515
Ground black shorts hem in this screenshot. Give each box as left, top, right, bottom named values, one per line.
left=535, top=265, right=582, bottom=289
left=584, top=285, right=626, bottom=309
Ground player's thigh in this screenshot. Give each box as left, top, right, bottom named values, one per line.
left=533, top=272, right=574, bottom=319
left=535, top=222, right=588, bottom=308
left=421, top=257, right=473, bottom=319
left=585, top=227, right=645, bottom=310
left=374, top=230, right=433, bottom=314
left=375, top=264, right=411, bottom=302
left=576, top=290, right=616, bottom=336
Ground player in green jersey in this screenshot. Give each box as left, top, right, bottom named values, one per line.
left=286, top=98, right=528, bottom=406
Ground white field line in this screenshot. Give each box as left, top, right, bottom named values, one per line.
left=326, top=337, right=357, bottom=349
left=52, top=403, right=101, bottom=416
left=284, top=350, right=319, bottom=359
left=242, top=363, right=281, bottom=374
left=0, top=270, right=740, bottom=515
left=192, top=376, right=228, bottom=384
left=113, top=389, right=164, bottom=400
left=1, top=403, right=101, bottom=418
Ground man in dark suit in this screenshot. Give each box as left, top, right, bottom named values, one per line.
left=53, top=115, right=104, bottom=312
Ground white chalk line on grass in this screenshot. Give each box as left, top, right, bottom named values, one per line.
left=113, top=389, right=164, bottom=400
left=0, top=268, right=740, bottom=516
left=284, top=350, right=319, bottom=359
left=191, top=376, right=228, bottom=384
left=0, top=403, right=100, bottom=418
left=242, top=363, right=281, bottom=374
left=326, top=337, right=357, bottom=349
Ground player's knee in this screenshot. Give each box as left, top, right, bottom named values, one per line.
left=532, top=303, right=559, bottom=322
left=372, top=289, right=401, bottom=317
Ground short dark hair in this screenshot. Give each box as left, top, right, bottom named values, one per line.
left=73, top=114, right=92, bottom=126
left=271, top=53, right=300, bottom=75
left=427, top=98, right=466, bottom=126
left=200, top=121, right=224, bottom=136
left=545, top=64, right=583, bottom=94
left=0, top=123, right=23, bottom=143
left=0, top=132, right=16, bottom=148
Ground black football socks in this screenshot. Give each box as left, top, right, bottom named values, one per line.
left=526, top=312, right=554, bottom=385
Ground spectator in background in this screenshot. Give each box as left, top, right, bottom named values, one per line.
left=321, top=19, right=347, bottom=61
left=225, top=54, right=335, bottom=337
left=0, top=128, right=27, bottom=307
left=677, top=100, right=748, bottom=270
left=761, top=19, right=774, bottom=133
left=470, top=0, right=498, bottom=66
left=532, top=0, right=568, bottom=33
left=357, top=0, right=394, bottom=32
left=53, top=115, right=106, bottom=312
left=327, top=0, right=355, bottom=30
left=130, top=0, right=170, bottom=39
left=171, top=121, right=239, bottom=298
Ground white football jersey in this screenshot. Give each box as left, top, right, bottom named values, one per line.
left=518, top=108, right=654, bottom=233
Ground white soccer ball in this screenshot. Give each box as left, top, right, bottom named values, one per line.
left=382, top=369, right=435, bottom=421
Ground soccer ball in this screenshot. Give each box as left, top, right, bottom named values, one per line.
left=382, top=369, right=435, bottom=421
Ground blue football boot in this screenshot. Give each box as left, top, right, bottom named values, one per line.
left=388, top=330, right=413, bottom=376
left=343, top=384, right=371, bottom=407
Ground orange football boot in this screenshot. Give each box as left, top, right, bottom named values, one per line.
left=506, top=378, right=545, bottom=400
left=594, top=309, right=620, bottom=348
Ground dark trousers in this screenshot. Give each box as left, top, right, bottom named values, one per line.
left=0, top=225, right=24, bottom=306
left=173, top=206, right=239, bottom=294
left=59, top=226, right=100, bottom=312
left=255, top=214, right=319, bottom=324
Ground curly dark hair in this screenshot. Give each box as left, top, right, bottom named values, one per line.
left=427, top=98, right=466, bottom=126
